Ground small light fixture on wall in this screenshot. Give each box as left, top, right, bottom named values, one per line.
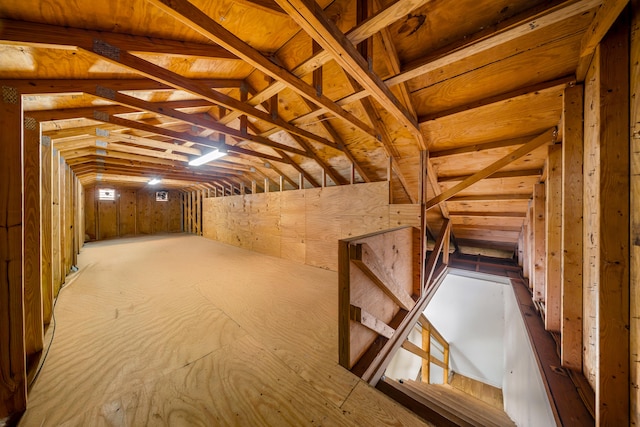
left=148, top=178, right=162, bottom=185
left=189, top=146, right=227, bottom=166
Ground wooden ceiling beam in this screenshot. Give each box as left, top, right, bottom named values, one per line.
left=80, top=173, right=209, bottom=187
left=274, top=0, right=422, bottom=143
left=438, top=168, right=542, bottom=182
left=427, top=128, right=557, bottom=209
left=87, top=88, right=312, bottom=157
left=73, top=164, right=235, bottom=182
left=429, top=136, right=538, bottom=158
left=0, top=22, right=343, bottom=150
left=576, top=0, right=629, bottom=80
left=448, top=211, right=527, bottom=218
left=47, top=125, right=202, bottom=156
left=215, top=0, right=428, bottom=131
left=0, top=19, right=238, bottom=59
left=386, top=0, right=601, bottom=88
left=418, top=75, right=576, bottom=123
left=106, top=115, right=283, bottom=164
left=146, top=0, right=377, bottom=141
left=67, top=155, right=246, bottom=174
left=298, top=97, right=371, bottom=183
left=448, top=194, right=531, bottom=202
left=2, top=78, right=242, bottom=95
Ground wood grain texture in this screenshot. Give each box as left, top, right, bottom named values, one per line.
left=203, top=182, right=414, bottom=271
left=561, top=84, right=584, bottom=370
left=23, top=115, right=44, bottom=357
left=19, top=234, right=427, bottom=425
left=532, top=183, right=546, bottom=302
left=630, top=2, right=640, bottom=424
left=544, top=144, right=562, bottom=332
left=0, top=88, right=27, bottom=421
left=41, top=135, right=54, bottom=325
left=594, top=16, right=630, bottom=425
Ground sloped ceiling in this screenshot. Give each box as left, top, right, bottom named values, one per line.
left=0, top=0, right=604, bottom=255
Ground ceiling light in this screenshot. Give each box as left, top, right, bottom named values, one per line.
left=148, top=178, right=162, bottom=185
left=189, top=148, right=227, bottom=166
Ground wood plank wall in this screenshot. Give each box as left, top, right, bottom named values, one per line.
left=202, top=182, right=421, bottom=271
left=84, top=187, right=182, bottom=241
left=0, top=91, right=84, bottom=421
left=516, top=10, right=632, bottom=426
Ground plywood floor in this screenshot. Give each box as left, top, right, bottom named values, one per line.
left=20, top=234, right=430, bottom=426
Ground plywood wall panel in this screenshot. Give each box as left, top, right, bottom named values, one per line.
left=98, top=200, right=117, bottom=239
left=202, top=182, right=414, bottom=271
left=119, top=189, right=137, bottom=236
left=136, top=191, right=154, bottom=235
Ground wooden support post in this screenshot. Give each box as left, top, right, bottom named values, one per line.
left=561, top=84, right=584, bottom=370
left=279, top=175, right=284, bottom=192
left=532, top=183, right=546, bottom=302
left=240, top=183, right=245, bottom=195
left=321, top=169, right=326, bottom=188
left=421, top=321, right=431, bottom=383
left=52, top=150, right=61, bottom=296
left=41, top=135, right=53, bottom=325
left=350, top=162, right=355, bottom=185
left=630, top=3, right=640, bottom=424
left=545, top=144, right=562, bottom=331
left=0, top=84, right=27, bottom=421
left=298, top=172, right=304, bottom=190
left=583, top=17, right=630, bottom=425
left=251, top=180, right=257, bottom=194
left=23, top=114, right=43, bottom=359
left=264, top=178, right=270, bottom=193
left=442, top=226, right=450, bottom=265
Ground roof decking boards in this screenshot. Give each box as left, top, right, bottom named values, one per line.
left=0, top=0, right=603, bottom=255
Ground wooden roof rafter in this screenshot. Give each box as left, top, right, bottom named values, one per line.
left=212, top=0, right=429, bottom=134
left=273, top=0, right=422, bottom=144
left=145, top=0, right=379, bottom=141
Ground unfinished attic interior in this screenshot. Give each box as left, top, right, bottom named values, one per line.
left=0, top=0, right=637, bottom=425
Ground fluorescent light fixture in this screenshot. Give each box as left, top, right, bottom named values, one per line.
left=148, top=178, right=162, bottom=185
left=189, top=149, right=226, bottom=166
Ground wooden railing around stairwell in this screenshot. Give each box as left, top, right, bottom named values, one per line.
left=401, top=314, right=450, bottom=385
left=338, top=220, right=452, bottom=385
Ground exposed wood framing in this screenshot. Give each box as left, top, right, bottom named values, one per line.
left=561, top=85, right=584, bottom=370
left=545, top=144, right=562, bottom=332
left=426, top=128, right=556, bottom=209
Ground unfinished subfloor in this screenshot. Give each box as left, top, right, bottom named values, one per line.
left=19, top=234, right=429, bottom=426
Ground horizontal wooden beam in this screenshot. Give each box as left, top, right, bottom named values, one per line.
left=386, top=0, right=601, bottom=87
left=350, top=305, right=395, bottom=339
left=401, top=340, right=448, bottom=369
left=274, top=0, right=422, bottom=143
left=418, top=76, right=575, bottom=122
left=146, top=0, right=377, bottom=140
left=448, top=211, right=527, bottom=218
left=429, top=136, right=536, bottom=158
left=427, top=128, right=556, bottom=209
left=0, top=19, right=238, bottom=59
left=448, top=194, right=531, bottom=202
left=438, top=168, right=542, bottom=182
